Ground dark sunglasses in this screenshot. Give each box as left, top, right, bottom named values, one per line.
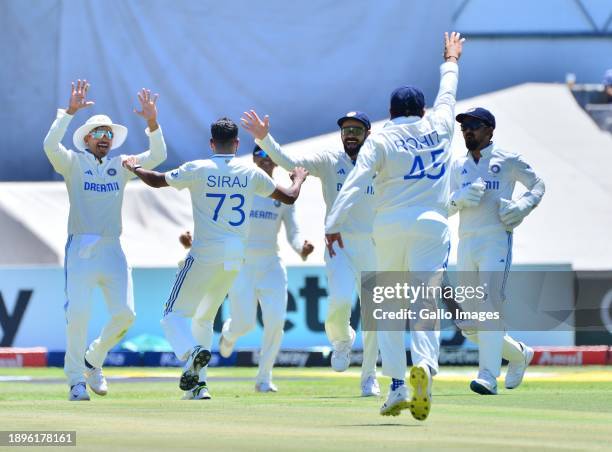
left=90, top=129, right=114, bottom=139
left=460, top=121, right=488, bottom=132
left=253, top=150, right=269, bottom=158
left=341, top=126, right=366, bottom=137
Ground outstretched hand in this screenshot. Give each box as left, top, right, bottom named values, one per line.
left=66, top=79, right=95, bottom=115
left=241, top=110, right=270, bottom=140
left=134, top=88, right=159, bottom=123
left=444, top=31, right=465, bottom=62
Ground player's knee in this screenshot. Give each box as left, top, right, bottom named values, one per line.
left=115, top=307, right=136, bottom=327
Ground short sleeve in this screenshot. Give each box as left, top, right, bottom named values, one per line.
left=252, top=167, right=276, bottom=198
left=165, top=162, right=200, bottom=190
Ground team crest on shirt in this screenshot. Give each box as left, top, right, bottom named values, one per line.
left=490, top=164, right=501, bottom=174
left=107, top=168, right=117, bottom=176
left=274, top=200, right=281, bottom=208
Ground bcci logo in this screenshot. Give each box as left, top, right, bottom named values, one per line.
left=274, top=200, right=281, bottom=208
left=107, top=168, right=117, bottom=176
left=490, top=164, right=501, bottom=174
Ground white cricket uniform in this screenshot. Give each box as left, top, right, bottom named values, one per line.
left=256, top=134, right=378, bottom=381
left=325, top=62, right=460, bottom=379
left=221, top=195, right=304, bottom=384
left=161, top=155, right=276, bottom=361
left=43, top=108, right=167, bottom=386
left=449, top=144, right=545, bottom=379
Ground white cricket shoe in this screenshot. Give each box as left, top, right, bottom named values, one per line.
left=219, top=320, right=236, bottom=359
left=361, top=375, right=381, bottom=397
left=470, top=370, right=498, bottom=395
left=182, top=382, right=212, bottom=400
left=85, top=366, right=108, bottom=396
left=255, top=381, right=278, bottom=393
left=68, top=383, right=90, bottom=401
left=380, top=384, right=410, bottom=416
left=179, top=346, right=211, bottom=391
left=505, top=343, right=534, bottom=389
left=409, top=364, right=432, bottom=421
left=330, top=328, right=355, bottom=372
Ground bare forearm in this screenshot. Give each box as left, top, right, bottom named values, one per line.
left=133, top=167, right=168, bottom=187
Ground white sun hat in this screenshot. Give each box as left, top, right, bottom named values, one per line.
left=72, top=114, right=128, bottom=152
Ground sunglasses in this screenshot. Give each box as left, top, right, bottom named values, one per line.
left=89, top=129, right=114, bottom=140
left=253, top=150, right=269, bottom=158
left=460, top=121, right=488, bottom=132
left=341, top=126, right=366, bottom=137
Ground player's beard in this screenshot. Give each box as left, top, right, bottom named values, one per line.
left=464, top=136, right=481, bottom=151
left=342, top=138, right=364, bottom=158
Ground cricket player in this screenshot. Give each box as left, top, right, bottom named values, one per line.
left=450, top=107, right=545, bottom=395
left=241, top=111, right=381, bottom=397
left=325, top=32, right=465, bottom=419
left=43, top=80, right=167, bottom=401
left=122, top=117, right=308, bottom=395
left=219, top=146, right=315, bottom=392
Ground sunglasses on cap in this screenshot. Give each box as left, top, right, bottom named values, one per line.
left=341, top=126, right=366, bottom=137
left=460, top=120, right=489, bottom=132
left=89, top=129, right=114, bottom=140
left=253, top=150, right=269, bottom=158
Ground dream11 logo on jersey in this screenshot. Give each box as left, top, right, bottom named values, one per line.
left=0, top=289, right=33, bottom=346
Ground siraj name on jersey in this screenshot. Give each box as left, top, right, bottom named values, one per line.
left=207, top=175, right=248, bottom=188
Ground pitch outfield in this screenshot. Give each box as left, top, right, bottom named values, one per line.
left=1, top=367, right=611, bottom=451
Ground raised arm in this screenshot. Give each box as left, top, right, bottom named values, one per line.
left=269, top=167, right=309, bottom=205
left=43, top=79, right=95, bottom=175
left=431, top=32, right=464, bottom=132
left=324, top=137, right=382, bottom=256
left=241, top=110, right=326, bottom=176
left=122, top=156, right=169, bottom=188
left=124, top=88, right=167, bottom=171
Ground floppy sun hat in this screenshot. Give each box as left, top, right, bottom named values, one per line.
left=73, top=114, right=128, bottom=152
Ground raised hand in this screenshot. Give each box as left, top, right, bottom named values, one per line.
left=134, top=88, right=159, bottom=123
left=241, top=110, right=270, bottom=140
left=122, top=155, right=140, bottom=172
left=67, top=79, right=95, bottom=115
left=289, top=166, right=309, bottom=182
left=444, top=31, right=465, bottom=62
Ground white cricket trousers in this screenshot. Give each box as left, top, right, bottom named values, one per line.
left=373, top=215, right=450, bottom=379
left=161, top=255, right=238, bottom=361
left=222, top=252, right=288, bottom=384
left=324, top=234, right=378, bottom=381
left=63, top=235, right=135, bottom=386
left=457, top=230, right=525, bottom=378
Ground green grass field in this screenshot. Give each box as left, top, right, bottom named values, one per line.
left=1, top=366, right=611, bottom=451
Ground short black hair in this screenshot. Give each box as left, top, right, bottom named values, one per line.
left=389, top=107, right=424, bottom=119
left=211, top=117, right=238, bottom=143
left=252, top=144, right=262, bottom=155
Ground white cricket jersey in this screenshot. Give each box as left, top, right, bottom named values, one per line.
left=165, top=155, right=276, bottom=264
left=450, top=143, right=544, bottom=237
left=43, top=109, right=167, bottom=237
left=256, top=135, right=375, bottom=237
left=325, top=62, right=459, bottom=233
left=246, top=195, right=303, bottom=256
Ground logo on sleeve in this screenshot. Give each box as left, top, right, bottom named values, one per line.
left=171, top=170, right=179, bottom=178
left=107, top=168, right=117, bottom=176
